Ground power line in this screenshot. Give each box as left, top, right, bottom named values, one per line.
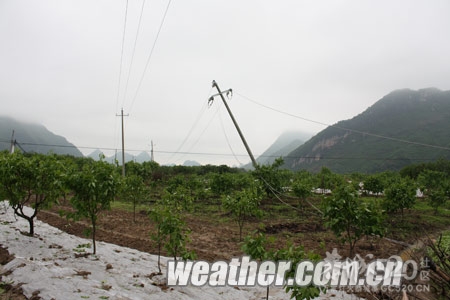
left=0, top=139, right=442, bottom=162
left=121, top=0, right=147, bottom=108
left=128, top=0, right=172, bottom=113
left=218, top=106, right=243, bottom=166
left=236, top=92, right=450, bottom=152
left=168, top=87, right=213, bottom=163
left=115, top=0, right=130, bottom=113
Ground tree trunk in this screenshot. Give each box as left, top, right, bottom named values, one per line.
left=92, top=218, right=97, bottom=254
left=133, top=200, right=136, bottom=223
left=28, top=217, right=34, bottom=236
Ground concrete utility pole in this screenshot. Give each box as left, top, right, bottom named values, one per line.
left=116, top=108, right=129, bottom=177
left=10, top=130, right=15, bottom=154
left=150, top=140, right=154, bottom=162
left=208, top=80, right=258, bottom=169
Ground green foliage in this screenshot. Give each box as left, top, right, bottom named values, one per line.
left=241, top=231, right=323, bottom=300
left=272, top=243, right=324, bottom=300
left=149, top=187, right=196, bottom=271
left=400, top=158, right=450, bottom=179
left=67, top=159, right=120, bottom=254
left=363, top=174, right=384, bottom=197
left=284, top=89, right=450, bottom=173
left=119, top=174, right=149, bottom=222
left=0, top=152, right=65, bottom=235
left=383, top=177, right=416, bottom=217
left=323, top=184, right=385, bottom=257
left=315, top=167, right=342, bottom=193
left=418, top=169, right=450, bottom=214
left=222, top=187, right=262, bottom=241
left=252, top=157, right=288, bottom=197
left=241, top=231, right=274, bottom=260
left=292, top=171, right=314, bottom=211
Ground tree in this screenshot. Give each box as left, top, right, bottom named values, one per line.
left=323, top=184, right=385, bottom=257
left=272, top=243, right=324, bottom=300
left=315, top=167, right=341, bottom=194
left=222, top=187, right=262, bottom=241
left=149, top=188, right=195, bottom=270
left=363, top=174, right=384, bottom=197
left=383, top=177, right=416, bottom=217
left=210, top=173, right=235, bottom=196
left=241, top=231, right=274, bottom=300
left=242, top=231, right=324, bottom=300
left=418, top=169, right=449, bottom=214
left=0, top=153, right=65, bottom=235
left=252, top=157, right=287, bottom=198
left=292, top=171, right=314, bottom=211
left=119, top=174, right=148, bottom=222
left=67, top=159, right=120, bottom=254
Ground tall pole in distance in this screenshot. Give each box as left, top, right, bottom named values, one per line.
left=116, top=108, right=129, bottom=177
left=209, top=80, right=258, bottom=169
left=150, top=140, right=154, bottom=162
left=10, top=130, right=15, bottom=154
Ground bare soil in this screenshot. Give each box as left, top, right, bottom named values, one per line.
left=36, top=199, right=406, bottom=262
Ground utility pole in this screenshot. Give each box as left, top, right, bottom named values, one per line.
left=10, top=130, right=15, bottom=154
left=150, top=140, right=154, bottom=162
left=208, top=80, right=258, bottom=168
left=116, top=108, right=129, bottom=177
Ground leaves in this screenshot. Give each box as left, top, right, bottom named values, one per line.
left=323, top=184, right=385, bottom=257
left=0, top=152, right=65, bottom=235
left=67, top=159, right=120, bottom=254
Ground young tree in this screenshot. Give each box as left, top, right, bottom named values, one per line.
left=363, top=174, right=384, bottom=197
left=242, top=231, right=324, bottom=300
left=315, top=167, right=341, bottom=194
left=149, top=189, right=195, bottom=270
left=323, top=184, right=385, bottom=257
left=119, top=174, right=148, bottom=222
left=67, top=160, right=120, bottom=254
left=418, top=169, right=449, bottom=214
left=252, top=157, right=287, bottom=198
left=383, top=177, right=416, bottom=217
left=222, top=187, right=262, bottom=241
left=292, top=171, right=314, bottom=211
left=0, top=153, right=65, bottom=235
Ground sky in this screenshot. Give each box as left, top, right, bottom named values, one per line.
left=1, top=0, right=450, bottom=166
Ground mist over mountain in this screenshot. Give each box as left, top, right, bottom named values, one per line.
left=0, top=116, right=82, bottom=156
left=284, top=88, right=450, bottom=173
left=243, top=130, right=312, bottom=169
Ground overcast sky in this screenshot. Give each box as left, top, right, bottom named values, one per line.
left=1, top=0, right=450, bottom=166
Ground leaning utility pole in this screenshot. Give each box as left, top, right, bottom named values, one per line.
left=116, top=108, right=129, bottom=177
left=208, top=80, right=258, bottom=168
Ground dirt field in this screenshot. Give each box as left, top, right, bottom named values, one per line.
left=36, top=199, right=406, bottom=262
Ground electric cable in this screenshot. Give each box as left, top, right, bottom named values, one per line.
left=218, top=106, right=244, bottom=166
left=236, top=92, right=450, bottom=152
left=115, top=0, right=129, bottom=113
left=121, top=0, right=147, bottom=109
left=128, top=0, right=172, bottom=114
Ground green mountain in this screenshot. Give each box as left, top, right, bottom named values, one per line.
left=243, top=131, right=312, bottom=169
left=284, top=88, right=450, bottom=173
left=0, top=116, right=82, bottom=156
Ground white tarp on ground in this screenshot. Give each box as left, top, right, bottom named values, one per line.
left=0, top=202, right=358, bottom=300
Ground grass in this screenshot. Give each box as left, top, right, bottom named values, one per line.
left=110, top=200, right=149, bottom=213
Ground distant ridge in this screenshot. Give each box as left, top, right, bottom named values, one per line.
left=243, top=130, right=311, bottom=169
left=283, top=88, right=450, bottom=173
left=0, top=116, right=82, bottom=156
left=87, top=150, right=153, bottom=164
